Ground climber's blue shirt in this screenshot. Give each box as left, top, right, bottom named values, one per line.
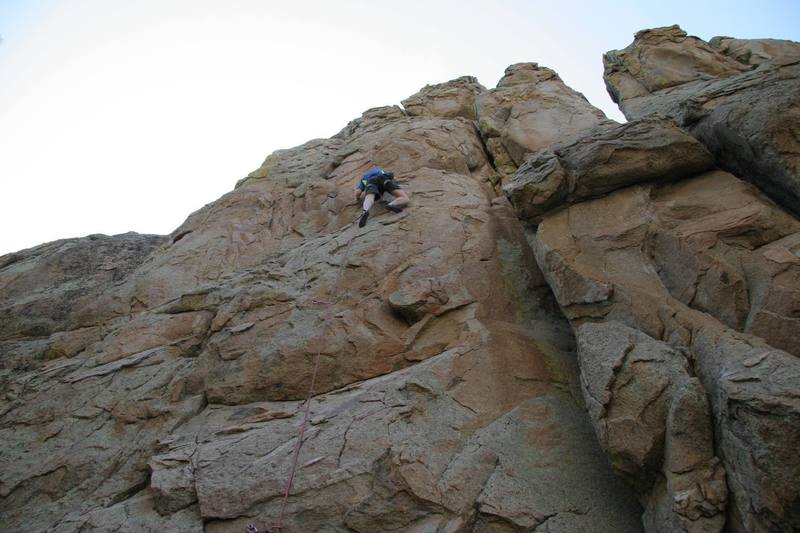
left=357, top=169, right=386, bottom=190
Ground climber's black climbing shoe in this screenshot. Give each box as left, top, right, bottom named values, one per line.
left=358, top=210, right=370, bottom=227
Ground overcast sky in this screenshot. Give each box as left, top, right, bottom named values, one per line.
left=1, top=0, right=799, bottom=256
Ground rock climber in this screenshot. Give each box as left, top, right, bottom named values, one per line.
left=354, top=168, right=410, bottom=227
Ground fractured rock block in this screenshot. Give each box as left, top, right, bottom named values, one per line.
left=521, top=170, right=800, bottom=531
left=505, top=114, right=714, bottom=221
left=603, top=25, right=748, bottom=102
left=476, top=62, right=613, bottom=177
left=402, top=76, right=486, bottom=120
left=604, top=25, right=800, bottom=216
left=709, top=36, right=800, bottom=67
left=577, top=321, right=727, bottom=533
left=149, top=439, right=199, bottom=515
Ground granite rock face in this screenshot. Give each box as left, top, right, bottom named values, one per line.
left=515, top=167, right=800, bottom=532
left=602, top=25, right=749, bottom=104
left=503, top=114, right=714, bottom=221
left=604, top=25, right=800, bottom=216
left=0, top=233, right=165, bottom=346
left=576, top=322, right=727, bottom=533
left=476, top=63, right=614, bottom=178
left=2, top=26, right=800, bottom=533
left=709, top=35, right=800, bottom=67
left=0, top=66, right=644, bottom=532
left=402, top=76, right=486, bottom=120
left=504, top=29, right=800, bottom=529
left=405, top=63, right=615, bottom=182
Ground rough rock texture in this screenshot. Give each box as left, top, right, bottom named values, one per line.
left=3, top=27, right=800, bottom=533
left=709, top=35, right=800, bottom=67
left=0, top=233, right=165, bottom=347
left=476, top=63, right=614, bottom=178
left=0, top=68, right=645, bottom=532
left=404, top=64, right=616, bottom=183
left=530, top=168, right=800, bottom=355
left=603, top=25, right=800, bottom=216
left=183, top=323, right=643, bottom=532
left=503, top=115, right=714, bottom=221
left=511, top=163, right=800, bottom=530
left=402, top=76, right=486, bottom=120
left=577, top=322, right=727, bottom=533
left=603, top=25, right=749, bottom=102
left=500, top=33, right=800, bottom=528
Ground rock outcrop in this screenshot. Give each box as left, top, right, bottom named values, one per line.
left=576, top=321, right=727, bottom=533
left=476, top=63, right=614, bottom=178
left=514, top=169, right=800, bottom=531
left=709, top=35, right=800, bottom=67
left=2, top=25, right=799, bottom=533
left=501, top=27, right=800, bottom=532
left=503, top=115, right=715, bottom=221
left=602, top=25, right=750, bottom=105
left=0, top=233, right=165, bottom=345
left=1, top=67, right=644, bottom=532
left=401, top=76, right=486, bottom=120
left=603, top=25, right=800, bottom=216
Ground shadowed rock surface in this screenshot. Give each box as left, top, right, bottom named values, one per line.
left=2, top=25, right=800, bottom=533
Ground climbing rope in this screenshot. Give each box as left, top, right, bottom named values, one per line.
left=265, top=213, right=362, bottom=533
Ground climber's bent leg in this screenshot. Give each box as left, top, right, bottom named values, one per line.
left=362, top=192, right=377, bottom=212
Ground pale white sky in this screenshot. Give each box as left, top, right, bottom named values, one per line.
left=1, top=0, right=798, bottom=256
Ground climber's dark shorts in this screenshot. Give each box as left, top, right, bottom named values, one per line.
left=364, top=175, right=401, bottom=197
